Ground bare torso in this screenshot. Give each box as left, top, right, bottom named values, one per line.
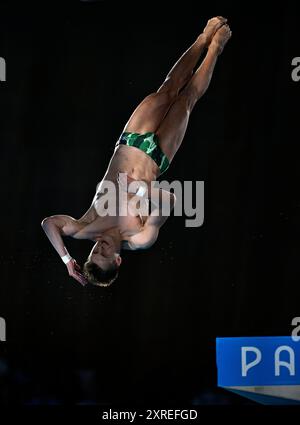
left=107, top=144, right=159, bottom=183
left=73, top=144, right=159, bottom=241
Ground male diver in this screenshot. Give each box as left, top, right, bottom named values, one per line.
left=41, top=17, right=232, bottom=287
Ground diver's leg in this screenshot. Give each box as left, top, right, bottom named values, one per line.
left=156, top=24, right=232, bottom=161
left=156, top=16, right=227, bottom=94
left=122, top=17, right=227, bottom=134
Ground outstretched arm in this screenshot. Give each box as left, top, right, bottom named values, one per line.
left=41, top=215, right=87, bottom=286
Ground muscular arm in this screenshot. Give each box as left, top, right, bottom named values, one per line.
left=117, top=174, right=176, bottom=250
left=147, top=187, right=176, bottom=226
left=41, top=215, right=87, bottom=286
left=127, top=189, right=176, bottom=250
left=41, top=215, right=80, bottom=257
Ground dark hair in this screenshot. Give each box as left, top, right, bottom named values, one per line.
left=83, top=260, right=119, bottom=287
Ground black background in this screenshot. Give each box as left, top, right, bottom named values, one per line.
left=0, top=0, right=300, bottom=406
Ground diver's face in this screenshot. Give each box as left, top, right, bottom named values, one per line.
left=89, top=236, right=121, bottom=270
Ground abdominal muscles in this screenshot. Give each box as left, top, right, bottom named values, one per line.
left=108, top=145, right=159, bottom=182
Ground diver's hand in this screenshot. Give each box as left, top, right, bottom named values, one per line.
left=66, top=259, right=88, bottom=287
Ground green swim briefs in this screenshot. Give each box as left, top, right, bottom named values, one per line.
left=116, top=132, right=170, bottom=174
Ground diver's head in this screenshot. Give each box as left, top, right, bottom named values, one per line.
left=83, top=233, right=122, bottom=287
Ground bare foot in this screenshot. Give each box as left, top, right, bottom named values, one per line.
left=201, top=16, right=227, bottom=45
left=209, top=24, right=232, bottom=55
